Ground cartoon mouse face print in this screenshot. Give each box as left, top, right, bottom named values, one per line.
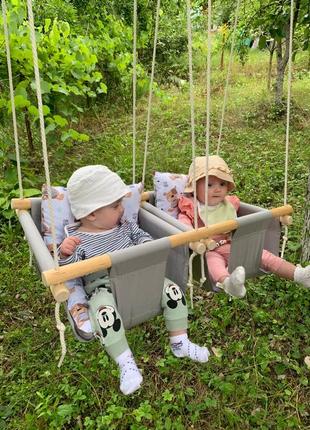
left=165, top=284, right=186, bottom=309
left=96, top=305, right=121, bottom=337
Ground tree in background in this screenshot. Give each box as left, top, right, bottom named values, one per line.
left=209, top=0, right=310, bottom=105
left=238, top=0, right=309, bottom=105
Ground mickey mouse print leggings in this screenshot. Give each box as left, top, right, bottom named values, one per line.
left=88, top=278, right=189, bottom=360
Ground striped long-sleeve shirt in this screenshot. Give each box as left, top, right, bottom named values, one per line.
left=58, top=221, right=153, bottom=266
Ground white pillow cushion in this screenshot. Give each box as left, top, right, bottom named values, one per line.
left=154, top=172, right=188, bottom=218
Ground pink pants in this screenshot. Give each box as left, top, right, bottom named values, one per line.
left=206, top=243, right=294, bottom=283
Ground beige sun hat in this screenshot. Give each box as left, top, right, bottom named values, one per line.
left=184, top=155, right=235, bottom=193
left=67, top=165, right=129, bottom=219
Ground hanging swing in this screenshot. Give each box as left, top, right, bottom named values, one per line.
left=140, top=0, right=294, bottom=294
left=4, top=0, right=188, bottom=354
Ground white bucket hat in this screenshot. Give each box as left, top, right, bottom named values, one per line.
left=184, top=155, right=235, bottom=193
left=67, top=165, right=129, bottom=219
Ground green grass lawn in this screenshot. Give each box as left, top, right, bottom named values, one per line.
left=1, top=49, right=310, bottom=429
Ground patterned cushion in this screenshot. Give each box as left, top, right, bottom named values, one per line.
left=41, top=183, right=144, bottom=251
left=41, top=185, right=75, bottom=252
left=153, top=172, right=188, bottom=218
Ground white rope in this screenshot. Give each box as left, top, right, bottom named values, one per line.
left=204, top=0, right=212, bottom=226
left=26, top=0, right=59, bottom=266
left=281, top=0, right=294, bottom=258
left=199, top=253, right=206, bottom=287
left=187, top=252, right=197, bottom=309
left=2, top=0, right=24, bottom=198
left=141, top=0, right=161, bottom=184
left=55, top=303, right=67, bottom=368
left=216, top=0, right=241, bottom=155
left=132, top=0, right=137, bottom=183
left=186, top=0, right=198, bottom=229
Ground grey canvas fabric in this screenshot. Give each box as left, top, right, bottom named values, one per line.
left=108, top=238, right=171, bottom=328
left=139, top=207, right=189, bottom=290
left=228, top=209, right=274, bottom=278
left=143, top=198, right=281, bottom=288
left=18, top=208, right=56, bottom=273
left=21, top=197, right=189, bottom=340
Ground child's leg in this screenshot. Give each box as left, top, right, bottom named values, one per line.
left=261, top=250, right=310, bottom=287
left=161, top=279, right=210, bottom=363
left=66, top=278, right=92, bottom=338
left=88, top=286, right=142, bottom=395
left=207, top=245, right=246, bottom=298
left=206, top=247, right=230, bottom=283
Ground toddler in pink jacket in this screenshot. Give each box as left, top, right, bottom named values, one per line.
left=178, top=155, right=310, bottom=298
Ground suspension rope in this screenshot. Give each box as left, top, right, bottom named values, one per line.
left=281, top=0, right=294, bottom=258
left=26, top=0, right=59, bottom=265
left=132, top=0, right=137, bottom=183
left=216, top=0, right=241, bottom=155
left=2, top=0, right=24, bottom=198
left=55, top=303, right=67, bottom=367
left=141, top=0, right=161, bottom=185
left=26, top=0, right=68, bottom=361
left=187, top=251, right=197, bottom=308
left=204, top=0, right=212, bottom=225
left=186, top=0, right=198, bottom=229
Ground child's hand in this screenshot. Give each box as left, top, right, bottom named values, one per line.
left=59, top=236, right=81, bottom=257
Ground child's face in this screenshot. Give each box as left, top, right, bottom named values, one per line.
left=89, top=199, right=124, bottom=230
left=197, top=175, right=228, bottom=206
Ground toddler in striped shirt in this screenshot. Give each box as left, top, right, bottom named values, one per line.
left=59, top=165, right=210, bottom=395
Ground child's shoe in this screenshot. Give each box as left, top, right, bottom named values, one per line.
left=294, top=265, right=310, bottom=288
left=170, top=334, right=210, bottom=363
left=116, top=349, right=143, bottom=395
left=219, top=266, right=246, bottom=298
left=69, top=303, right=93, bottom=340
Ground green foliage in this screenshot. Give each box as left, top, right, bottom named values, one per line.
left=0, top=1, right=104, bottom=149
left=0, top=129, right=41, bottom=221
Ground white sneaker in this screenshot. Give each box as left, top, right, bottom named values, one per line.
left=220, top=266, right=246, bottom=298
left=69, top=303, right=94, bottom=340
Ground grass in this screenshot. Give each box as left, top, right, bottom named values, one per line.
left=1, top=49, right=310, bottom=429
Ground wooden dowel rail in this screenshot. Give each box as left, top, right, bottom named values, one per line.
left=42, top=204, right=293, bottom=287
left=11, top=198, right=32, bottom=210
left=12, top=193, right=151, bottom=210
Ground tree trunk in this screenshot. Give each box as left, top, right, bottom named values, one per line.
left=220, top=32, right=225, bottom=71
left=267, top=40, right=275, bottom=91
left=275, top=40, right=286, bottom=105
left=274, top=0, right=301, bottom=105
left=301, top=172, right=310, bottom=263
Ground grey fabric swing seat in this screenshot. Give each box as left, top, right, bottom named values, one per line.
left=142, top=193, right=282, bottom=289
left=18, top=197, right=189, bottom=341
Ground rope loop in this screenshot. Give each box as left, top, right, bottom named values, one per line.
left=55, top=302, right=67, bottom=368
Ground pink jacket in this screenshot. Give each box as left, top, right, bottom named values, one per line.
left=178, top=195, right=240, bottom=241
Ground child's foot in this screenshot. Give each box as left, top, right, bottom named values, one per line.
left=294, top=265, right=310, bottom=288
left=69, top=303, right=93, bottom=340
left=218, top=266, right=246, bottom=298
left=170, top=334, right=210, bottom=363
left=116, top=349, right=143, bottom=395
